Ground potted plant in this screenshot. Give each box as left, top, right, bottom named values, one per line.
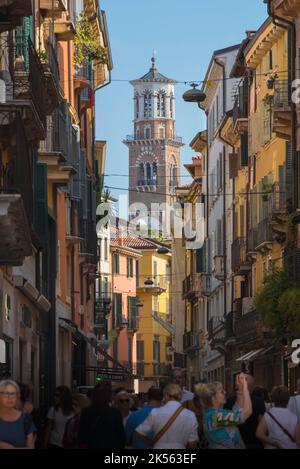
left=263, top=93, right=274, bottom=106
left=74, top=13, right=108, bottom=67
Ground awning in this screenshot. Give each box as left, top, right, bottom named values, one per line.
left=236, top=346, right=274, bottom=363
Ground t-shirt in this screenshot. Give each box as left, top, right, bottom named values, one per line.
left=79, top=406, right=126, bottom=450
left=0, top=412, right=36, bottom=448
left=225, top=393, right=266, bottom=449
left=203, top=407, right=246, bottom=449
left=288, top=395, right=300, bottom=421
left=126, top=405, right=156, bottom=449
left=47, top=407, right=73, bottom=447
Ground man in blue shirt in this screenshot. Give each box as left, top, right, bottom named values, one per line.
left=126, top=387, right=163, bottom=449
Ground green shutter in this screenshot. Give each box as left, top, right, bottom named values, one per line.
left=15, top=16, right=33, bottom=72
left=34, top=163, right=48, bottom=245
left=196, top=245, right=206, bottom=273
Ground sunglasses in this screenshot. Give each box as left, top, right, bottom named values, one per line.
left=0, top=392, right=17, bottom=398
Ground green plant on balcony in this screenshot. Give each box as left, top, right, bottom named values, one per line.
left=255, top=268, right=300, bottom=342
left=262, top=93, right=274, bottom=106
left=74, top=14, right=108, bottom=67
left=262, top=181, right=272, bottom=202
left=266, top=73, right=278, bottom=89
left=37, top=49, right=47, bottom=64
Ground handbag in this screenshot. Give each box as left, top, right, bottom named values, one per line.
left=134, top=405, right=185, bottom=448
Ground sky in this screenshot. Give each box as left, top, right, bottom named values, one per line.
left=95, top=0, right=268, bottom=204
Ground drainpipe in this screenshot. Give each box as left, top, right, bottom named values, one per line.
left=214, top=57, right=228, bottom=386
left=266, top=0, right=297, bottom=210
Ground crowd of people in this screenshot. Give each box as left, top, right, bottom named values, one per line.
left=0, top=373, right=300, bottom=450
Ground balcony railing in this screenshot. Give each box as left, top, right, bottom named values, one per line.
left=182, top=274, right=202, bottom=299
left=95, top=296, right=112, bottom=315
left=268, top=182, right=287, bottom=214
left=0, top=0, right=32, bottom=33
left=201, top=274, right=212, bottom=296
left=124, top=134, right=183, bottom=144
left=231, top=237, right=250, bottom=274
left=257, top=218, right=274, bottom=248
left=137, top=179, right=157, bottom=187
left=225, top=312, right=235, bottom=339
left=183, top=331, right=199, bottom=351
left=248, top=228, right=258, bottom=252
left=128, top=315, right=139, bottom=332
left=273, top=80, right=291, bottom=109
left=53, top=101, right=68, bottom=157
left=235, top=309, right=259, bottom=339
left=0, top=114, right=33, bottom=223
left=13, top=38, right=47, bottom=134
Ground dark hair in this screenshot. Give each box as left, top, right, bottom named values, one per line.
left=253, top=386, right=270, bottom=403
left=147, top=387, right=163, bottom=402
left=271, top=385, right=290, bottom=408
left=91, top=381, right=112, bottom=411
left=19, top=383, right=31, bottom=404
left=55, top=386, right=73, bottom=415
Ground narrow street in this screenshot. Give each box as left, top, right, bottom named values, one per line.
left=0, top=0, right=300, bottom=453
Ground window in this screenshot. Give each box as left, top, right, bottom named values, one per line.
left=113, top=253, right=120, bottom=274
left=135, top=94, right=139, bottom=119
left=145, top=127, right=151, bottom=139
left=269, top=50, right=273, bottom=70
left=98, top=238, right=102, bottom=261
left=136, top=127, right=140, bottom=139
left=128, top=338, right=133, bottom=366
left=159, top=126, right=165, bottom=139
left=153, top=295, right=158, bottom=313
left=144, top=93, right=152, bottom=118
left=146, top=162, right=151, bottom=183
left=153, top=340, right=160, bottom=362
left=170, top=94, right=174, bottom=118
left=153, top=260, right=158, bottom=285
left=157, top=93, right=165, bottom=117
left=127, top=257, right=134, bottom=277
left=104, top=238, right=108, bottom=261
left=152, top=162, right=157, bottom=184
left=113, top=293, right=122, bottom=327
left=137, top=341, right=144, bottom=361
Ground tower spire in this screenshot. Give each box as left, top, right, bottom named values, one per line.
left=151, top=49, right=157, bottom=70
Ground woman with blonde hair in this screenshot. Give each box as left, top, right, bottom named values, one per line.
left=195, top=373, right=252, bottom=449
left=0, top=379, right=36, bottom=449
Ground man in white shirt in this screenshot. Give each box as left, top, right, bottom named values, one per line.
left=288, top=379, right=300, bottom=421
left=171, top=369, right=194, bottom=404
left=135, top=384, right=199, bottom=449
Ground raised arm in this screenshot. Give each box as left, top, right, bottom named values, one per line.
left=235, top=374, right=252, bottom=420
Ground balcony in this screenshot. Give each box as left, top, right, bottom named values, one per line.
left=124, top=134, right=183, bottom=146
left=127, top=315, right=139, bottom=332
left=235, top=309, right=259, bottom=340
left=225, top=312, right=235, bottom=342
left=74, top=64, right=92, bottom=93
left=0, top=0, right=32, bottom=32
left=183, top=331, right=199, bottom=352
left=38, top=104, right=76, bottom=185
left=232, top=93, right=248, bottom=136
left=13, top=38, right=47, bottom=142
left=268, top=182, right=288, bottom=238
left=229, top=152, right=239, bottom=179
left=40, top=0, right=67, bottom=16
left=231, top=238, right=251, bottom=275
left=95, top=296, right=112, bottom=315
left=242, top=297, right=255, bottom=316
left=0, top=114, right=32, bottom=266
left=213, top=255, right=224, bottom=280
left=233, top=298, right=243, bottom=320
left=272, top=80, right=292, bottom=140
left=53, top=3, right=76, bottom=41
left=42, top=42, right=62, bottom=114
left=182, top=274, right=202, bottom=300
left=247, top=227, right=258, bottom=259
left=256, top=218, right=274, bottom=252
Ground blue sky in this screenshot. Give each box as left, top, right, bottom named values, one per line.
left=96, top=0, right=267, bottom=201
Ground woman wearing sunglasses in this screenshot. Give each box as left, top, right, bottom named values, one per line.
left=0, top=379, right=36, bottom=449
left=115, top=391, right=133, bottom=428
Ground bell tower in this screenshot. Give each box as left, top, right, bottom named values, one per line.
left=124, top=56, right=183, bottom=223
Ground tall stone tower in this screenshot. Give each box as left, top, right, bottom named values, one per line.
left=124, top=56, right=183, bottom=225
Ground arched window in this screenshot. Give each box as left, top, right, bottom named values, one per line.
left=157, top=93, right=166, bottom=117
left=159, top=126, right=165, bottom=139
left=170, top=93, right=174, bottom=118
left=152, top=162, right=157, bottom=184
left=135, top=93, right=139, bottom=119
left=144, top=92, right=152, bottom=118
left=145, top=126, right=151, bottom=139
left=139, top=163, right=144, bottom=184
left=173, top=165, right=178, bottom=186
left=146, top=163, right=151, bottom=183
left=136, top=127, right=140, bottom=140
left=170, top=127, right=173, bottom=138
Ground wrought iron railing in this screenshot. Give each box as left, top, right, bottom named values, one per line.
left=273, top=79, right=291, bottom=108
left=231, top=237, right=247, bottom=272
left=268, top=182, right=287, bottom=213
left=125, top=134, right=183, bottom=143
left=28, top=39, right=46, bottom=128
left=235, top=309, right=259, bottom=339
left=183, top=331, right=199, bottom=350
left=208, top=316, right=224, bottom=339
left=257, top=218, right=273, bottom=246
left=225, top=312, right=235, bottom=339
left=248, top=227, right=258, bottom=252
left=0, top=114, right=33, bottom=223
